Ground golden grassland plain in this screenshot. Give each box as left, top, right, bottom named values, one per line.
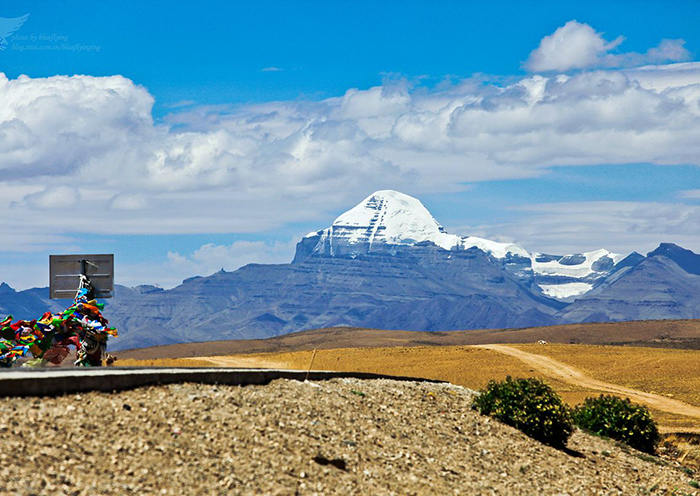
left=512, top=344, right=700, bottom=407
left=118, top=344, right=700, bottom=431
left=118, top=343, right=700, bottom=468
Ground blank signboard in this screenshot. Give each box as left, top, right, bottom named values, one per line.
left=49, top=254, right=114, bottom=299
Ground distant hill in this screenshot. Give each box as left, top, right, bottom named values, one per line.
left=115, top=319, right=700, bottom=360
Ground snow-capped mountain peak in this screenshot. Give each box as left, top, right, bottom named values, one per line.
left=302, top=190, right=530, bottom=259
left=296, top=190, right=627, bottom=301
left=328, top=190, right=461, bottom=250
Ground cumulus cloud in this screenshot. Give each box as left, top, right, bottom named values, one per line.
left=525, top=21, right=623, bottom=72
left=0, top=73, right=155, bottom=180
left=468, top=201, right=700, bottom=256
left=525, top=20, right=690, bottom=72
left=1, top=60, right=700, bottom=253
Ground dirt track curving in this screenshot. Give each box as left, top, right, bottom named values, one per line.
left=475, top=344, right=700, bottom=424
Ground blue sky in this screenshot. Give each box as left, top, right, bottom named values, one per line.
left=4, top=1, right=700, bottom=110
left=1, top=1, right=700, bottom=289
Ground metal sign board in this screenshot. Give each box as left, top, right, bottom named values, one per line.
left=49, top=254, right=114, bottom=299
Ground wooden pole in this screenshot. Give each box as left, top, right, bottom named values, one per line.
left=304, top=348, right=318, bottom=382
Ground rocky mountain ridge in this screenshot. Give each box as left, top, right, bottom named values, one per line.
left=1, top=190, right=698, bottom=350
left=296, top=190, right=624, bottom=299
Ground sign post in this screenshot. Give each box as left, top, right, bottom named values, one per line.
left=49, top=254, right=114, bottom=299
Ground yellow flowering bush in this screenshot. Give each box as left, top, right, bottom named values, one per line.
left=472, top=376, right=573, bottom=448
left=573, top=395, right=659, bottom=454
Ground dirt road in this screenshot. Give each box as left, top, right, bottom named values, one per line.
left=475, top=344, right=700, bottom=424
left=185, top=355, right=293, bottom=369
left=187, top=345, right=700, bottom=431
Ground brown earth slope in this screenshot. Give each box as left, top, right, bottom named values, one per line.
left=115, top=319, right=700, bottom=360
left=0, top=379, right=697, bottom=495
left=146, top=344, right=700, bottom=435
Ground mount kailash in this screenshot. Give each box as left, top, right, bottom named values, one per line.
left=2, top=190, right=699, bottom=350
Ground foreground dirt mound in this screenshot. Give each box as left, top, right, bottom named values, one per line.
left=0, top=379, right=696, bottom=495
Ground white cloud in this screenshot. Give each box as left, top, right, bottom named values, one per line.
left=525, top=20, right=689, bottom=72
left=645, top=39, right=691, bottom=64
left=22, top=185, right=80, bottom=209
left=1, top=59, right=700, bottom=256
left=109, top=193, right=148, bottom=210
left=680, top=189, right=700, bottom=199
left=163, top=99, right=196, bottom=109
left=467, top=201, right=700, bottom=256
left=261, top=66, right=283, bottom=72
left=526, top=21, right=623, bottom=72
left=116, top=239, right=298, bottom=288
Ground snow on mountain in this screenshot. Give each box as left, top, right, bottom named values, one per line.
left=530, top=249, right=626, bottom=299
left=460, top=236, right=530, bottom=259
left=531, top=249, right=625, bottom=278
left=303, top=190, right=529, bottom=259
left=323, top=190, right=462, bottom=251
left=298, top=190, right=625, bottom=300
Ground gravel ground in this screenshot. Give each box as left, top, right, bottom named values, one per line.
left=0, top=378, right=696, bottom=495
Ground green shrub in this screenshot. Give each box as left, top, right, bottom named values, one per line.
left=572, top=395, right=659, bottom=454
left=472, top=376, right=573, bottom=448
